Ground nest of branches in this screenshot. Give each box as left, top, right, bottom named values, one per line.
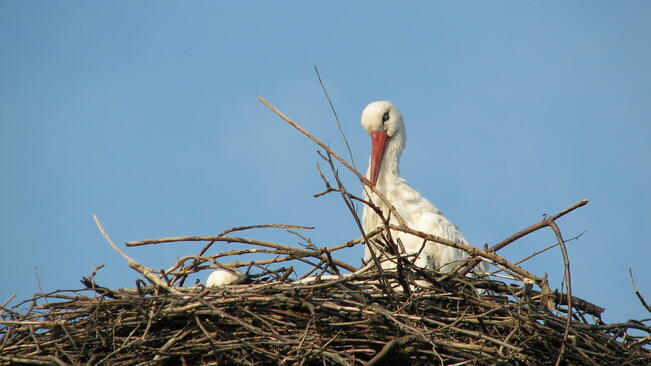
left=1, top=99, right=650, bottom=365
left=1, top=250, right=649, bottom=366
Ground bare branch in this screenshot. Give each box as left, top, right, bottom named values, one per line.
left=93, top=214, right=182, bottom=295
left=630, top=268, right=651, bottom=313
left=457, top=199, right=589, bottom=276
left=546, top=217, right=572, bottom=366
left=313, top=65, right=357, bottom=170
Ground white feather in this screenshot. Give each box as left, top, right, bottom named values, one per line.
left=206, top=269, right=243, bottom=287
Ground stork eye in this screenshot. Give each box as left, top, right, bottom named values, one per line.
left=382, top=112, right=390, bottom=123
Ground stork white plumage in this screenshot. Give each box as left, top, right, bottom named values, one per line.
left=361, top=101, right=481, bottom=273
left=206, top=268, right=244, bottom=287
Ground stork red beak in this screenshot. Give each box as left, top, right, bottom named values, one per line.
left=370, top=130, right=388, bottom=186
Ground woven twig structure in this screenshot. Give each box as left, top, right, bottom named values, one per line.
left=0, top=264, right=649, bottom=365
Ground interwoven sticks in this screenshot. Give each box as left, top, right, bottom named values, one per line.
left=1, top=269, right=649, bottom=365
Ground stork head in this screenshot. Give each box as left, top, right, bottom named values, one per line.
left=361, top=101, right=405, bottom=186
left=206, top=268, right=244, bottom=287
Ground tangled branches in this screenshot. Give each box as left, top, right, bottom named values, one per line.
left=0, top=266, right=649, bottom=365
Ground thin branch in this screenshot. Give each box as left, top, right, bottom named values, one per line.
left=126, top=234, right=357, bottom=273
left=198, top=224, right=314, bottom=258
left=494, top=199, right=588, bottom=252
left=458, top=199, right=589, bottom=276
left=630, top=268, right=651, bottom=313
left=0, top=294, right=16, bottom=318
left=546, top=218, right=572, bottom=366
left=92, top=214, right=182, bottom=295
left=314, top=65, right=357, bottom=170
left=514, top=231, right=586, bottom=266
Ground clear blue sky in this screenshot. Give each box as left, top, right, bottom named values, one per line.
left=1, top=2, right=649, bottom=324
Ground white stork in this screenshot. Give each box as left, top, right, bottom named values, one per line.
left=361, top=101, right=483, bottom=274
left=206, top=268, right=244, bottom=287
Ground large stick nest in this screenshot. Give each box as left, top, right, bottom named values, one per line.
left=0, top=267, right=649, bottom=365
left=1, top=99, right=649, bottom=365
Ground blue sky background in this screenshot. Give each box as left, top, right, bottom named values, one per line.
left=1, top=2, right=649, bottom=324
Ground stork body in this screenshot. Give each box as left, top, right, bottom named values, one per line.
left=361, top=101, right=479, bottom=273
